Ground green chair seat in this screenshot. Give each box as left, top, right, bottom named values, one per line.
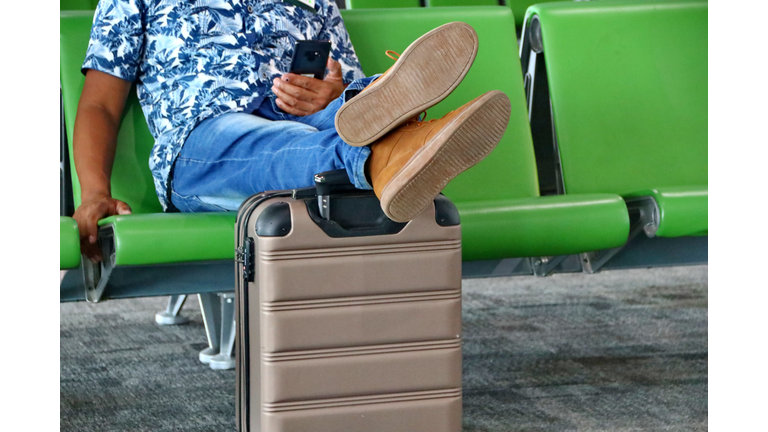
left=60, top=217, right=81, bottom=269
left=625, top=187, right=707, bottom=238
left=98, top=213, right=237, bottom=266
left=458, top=194, right=629, bottom=261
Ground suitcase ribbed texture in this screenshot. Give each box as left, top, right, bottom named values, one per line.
left=236, top=193, right=462, bottom=432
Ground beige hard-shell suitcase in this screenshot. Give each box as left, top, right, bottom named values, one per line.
left=234, top=170, right=463, bottom=432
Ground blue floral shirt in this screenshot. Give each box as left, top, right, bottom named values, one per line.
left=83, top=0, right=365, bottom=210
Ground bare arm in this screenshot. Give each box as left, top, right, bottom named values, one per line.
left=72, top=70, right=133, bottom=261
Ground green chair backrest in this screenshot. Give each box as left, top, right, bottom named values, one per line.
left=529, top=0, right=707, bottom=196
left=509, top=0, right=565, bottom=27
left=61, top=0, right=99, bottom=10
left=429, top=0, right=498, bottom=6
left=342, top=6, right=538, bottom=203
left=346, top=0, right=421, bottom=8
left=60, top=11, right=163, bottom=214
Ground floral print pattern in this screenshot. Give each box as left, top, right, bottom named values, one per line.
left=83, top=0, right=365, bottom=209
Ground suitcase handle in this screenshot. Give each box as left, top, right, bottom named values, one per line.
left=314, top=169, right=358, bottom=220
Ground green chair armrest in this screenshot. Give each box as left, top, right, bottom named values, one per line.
left=458, top=194, right=629, bottom=261
left=98, top=213, right=237, bottom=266
left=625, top=187, right=707, bottom=237
left=60, top=216, right=81, bottom=269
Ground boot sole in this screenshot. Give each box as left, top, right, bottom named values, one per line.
left=335, top=22, right=479, bottom=147
left=380, top=91, right=511, bottom=223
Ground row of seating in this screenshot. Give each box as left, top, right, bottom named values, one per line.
left=60, top=2, right=707, bottom=300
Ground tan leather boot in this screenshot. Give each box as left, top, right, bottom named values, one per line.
left=369, top=90, right=511, bottom=222
left=335, top=21, right=479, bottom=147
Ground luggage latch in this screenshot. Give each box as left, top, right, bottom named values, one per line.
left=236, top=237, right=255, bottom=282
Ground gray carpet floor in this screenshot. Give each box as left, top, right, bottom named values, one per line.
left=61, top=265, right=707, bottom=431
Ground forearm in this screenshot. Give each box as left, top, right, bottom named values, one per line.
left=72, top=102, right=121, bottom=200
left=72, top=70, right=132, bottom=202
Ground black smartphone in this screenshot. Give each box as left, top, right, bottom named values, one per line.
left=289, top=40, right=331, bottom=80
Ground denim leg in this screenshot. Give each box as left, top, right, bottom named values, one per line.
left=171, top=112, right=372, bottom=212
left=171, top=76, right=379, bottom=213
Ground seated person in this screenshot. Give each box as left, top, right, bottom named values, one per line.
left=73, top=0, right=511, bottom=260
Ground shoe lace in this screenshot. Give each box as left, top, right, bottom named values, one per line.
left=406, top=110, right=432, bottom=124
left=385, top=50, right=400, bottom=61
left=364, top=51, right=402, bottom=92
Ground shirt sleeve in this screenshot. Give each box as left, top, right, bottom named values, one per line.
left=317, top=0, right=366, bottom=84
left=81, top=0, right=145, bottom=82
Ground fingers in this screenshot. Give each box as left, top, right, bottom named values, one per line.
left=325, top=59, right=343, bottom=83
left=272, top=68, right=344, bottom=115
left=115, top=201, right=132, bottom=215
left=273, top=79, right=316, bottom=104
left=280, top=73, right=314, bottom=90
left=73, top=197, right=131, bottom=263
left=81, top=240, right=102, bottom=263
left=275, top=97, right=312, bottom=116
left=81, top=216, right=102, bottom=262
left=272, top=85, right=315, bottom=115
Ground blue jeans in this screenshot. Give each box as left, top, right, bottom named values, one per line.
left=170, top=76, right=377, bottom=212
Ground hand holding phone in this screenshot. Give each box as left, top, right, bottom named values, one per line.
left=272, top=40, right=345, bottom=116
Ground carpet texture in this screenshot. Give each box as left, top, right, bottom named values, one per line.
left=61, top=265, right=707, bottom=431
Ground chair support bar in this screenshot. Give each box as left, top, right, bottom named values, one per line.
left=82, top=226, right=117, bottom=303
left=581, top=197, right=660, bottom=274
left=532, top=255, right=569, bottom=277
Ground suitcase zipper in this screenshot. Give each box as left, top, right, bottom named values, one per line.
left=234, top=190, right=293, bottom=432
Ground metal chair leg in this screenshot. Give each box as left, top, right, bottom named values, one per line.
left=155, top=295, right=189, bottom=325
left=198, top=292, right=221, bottom=364
left=209, top=293, right=236, bottom=370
